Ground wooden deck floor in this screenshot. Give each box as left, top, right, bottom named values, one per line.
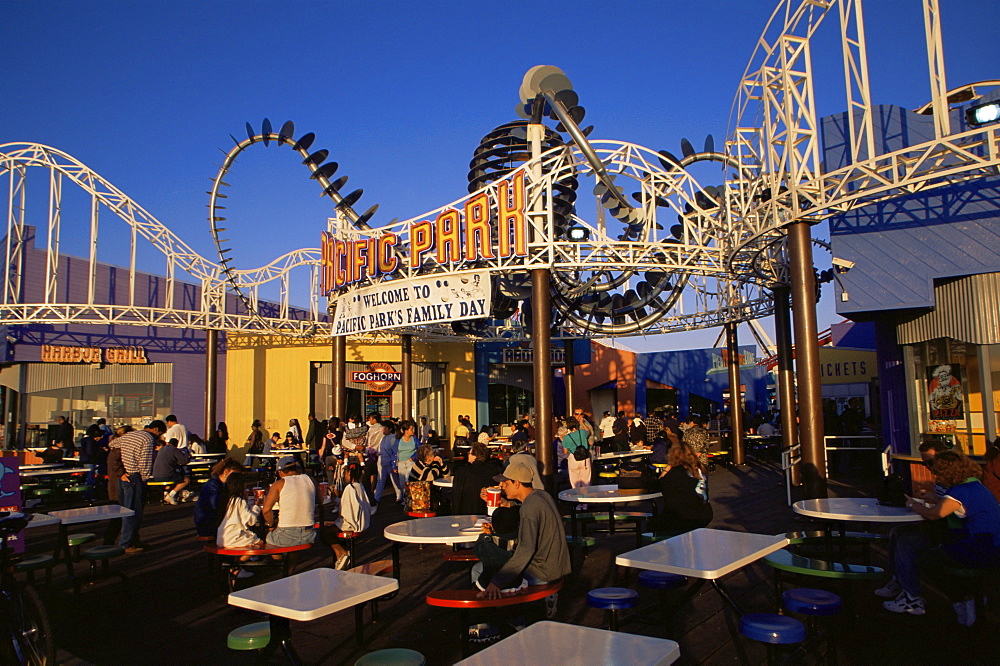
left=21, top=459, right=997, bottom=665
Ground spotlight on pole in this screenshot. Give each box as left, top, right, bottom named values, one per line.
left=567, top=226, right=590, bottom=241
left=967, top=100, right=1000, bottom=126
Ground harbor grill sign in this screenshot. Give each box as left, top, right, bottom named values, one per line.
left=320, top=174, right=526, bottom=295
left=332, top=270, right=492, bottom=335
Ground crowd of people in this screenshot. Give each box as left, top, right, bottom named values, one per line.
left=38, top=403, right=999, bottom=632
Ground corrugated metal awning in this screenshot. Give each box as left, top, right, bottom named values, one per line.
left=23, top=362, right=171, bottom=393
left=897, top=272, right=1000, bottom=345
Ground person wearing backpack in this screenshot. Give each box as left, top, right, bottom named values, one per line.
left=80, top=422, right=110, bottom=491
left=562, top=416, right=591, bottom=490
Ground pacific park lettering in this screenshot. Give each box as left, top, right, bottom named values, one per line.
left=320, top=175, right=526, bottom=295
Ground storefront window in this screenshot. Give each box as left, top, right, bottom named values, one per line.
left=909, top=337, right=994, bottom=455
left=25, top=381, right=171, bottom=442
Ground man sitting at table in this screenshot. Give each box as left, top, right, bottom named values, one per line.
left=477, top=462, right=570, bottom=603
left=39, top=439, right=65, bottom=465
left=453, top=442, right=501, bottom=515
left=152, top=435, right=192, bottom=505
left=262, top=455, right=319, bottom=551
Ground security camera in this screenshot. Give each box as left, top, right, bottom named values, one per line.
left=831, top=257, right=855, bottom=272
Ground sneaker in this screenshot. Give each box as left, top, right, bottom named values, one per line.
left=235, top=568, right=255, bottom=579
left=954, top=599, right=976, bottom=627
left=874, top=576, right=902, bottom=599
left=164, top=492, right=179, bottom=505
left=124, top=546, right=144, bottom=554
left=335, top=553, right=351, bottom=570
left=545, top=592, right=558, bottom=619
left=882, top=591, right=926, bottom=615
left=468, top=622, right=500, bottom=644
left=953, top=601, right=968, bottom=626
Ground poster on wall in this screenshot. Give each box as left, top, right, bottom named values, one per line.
left=331, top=270, right=492, bottom=335
left=927, top=363, right=963, bottom=420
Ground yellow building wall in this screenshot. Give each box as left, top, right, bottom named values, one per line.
left=224, top=334, right=476, bottom=456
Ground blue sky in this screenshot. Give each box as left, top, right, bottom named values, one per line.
left=2, top=0, right=998, bottom=351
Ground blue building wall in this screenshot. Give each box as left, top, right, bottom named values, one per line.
left=635, top=346, right=769, bottom=419
left=822, top=93, right=1000, bottom=453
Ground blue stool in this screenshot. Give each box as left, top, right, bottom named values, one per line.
left=740, top=613, right=805, bottom=665
left=782, top=588, right=842, bottom=664
left=638, top=570, right=686, bottom=625
left=587, top=587, right=639, bottom=631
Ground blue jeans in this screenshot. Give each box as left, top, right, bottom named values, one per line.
left=374, top=459, right=401, bottom=501
left=397, top=459, right=414, bottom=498
left=117, top=473, right=146, bottom=547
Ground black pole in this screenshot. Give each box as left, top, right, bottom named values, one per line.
left=532, top=269, right=554, bottom=494
left=787, top=222, right=827, bottom=498
left=726, top=323, right=746, bottom=465
left=332, top=336, right=347, bottom=420
left=773, top=285, right=801, bottom=486
left=205, top=329, right=218, bottom=441
left=401, top=334, right=413, bottom=420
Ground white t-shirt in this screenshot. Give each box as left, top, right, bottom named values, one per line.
left=336, top=482, right=372, bottom=534
left=600, top=416, right=616, bottom=438
left=165, top=423, right=189, bottom=449
left=217, top=498, right=261, bottom=547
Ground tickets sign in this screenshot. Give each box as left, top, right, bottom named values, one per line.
left=332, top=270, right=492, bottom=336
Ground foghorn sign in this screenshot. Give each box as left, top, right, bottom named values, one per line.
left=320, top=173, right=527, bottom=295
left=332, top=271, right=492, bottom=335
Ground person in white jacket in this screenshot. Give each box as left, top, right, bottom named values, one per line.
left=215, top=471, right=264, bottom=578
left=331, top=464, right=372, bottom=570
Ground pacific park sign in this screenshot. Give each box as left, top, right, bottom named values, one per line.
left=320, top=173, right=526, bottom=295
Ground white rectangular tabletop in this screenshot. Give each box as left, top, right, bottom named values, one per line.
left=384, top=515, right=488, bottom=544
left=21, top=468, right=87, bottom=478
left=49, top=504, right=135, bottom=526
left=595, top=449, right=652, bottom=461
left=25, top=513, right=61, bottom=528
left=21, top=463, right=65, bottom=470
left=190, top=453, right=226, bottom=458
left=616, top=528, right=788, bottom=579
left=558, top=484, right=661, bottom=504
left=228, top=567, right=397, bottom=621
left=793, top=498, right=924, bottom=523
left=456, top=621, right=680, bottom=665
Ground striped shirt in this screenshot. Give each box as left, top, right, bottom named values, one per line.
left=113, top=429, right=157, bottom=480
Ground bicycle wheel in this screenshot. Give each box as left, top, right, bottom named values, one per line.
left=9, top=583, right=55, bottom=665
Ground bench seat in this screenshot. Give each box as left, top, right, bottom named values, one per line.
left=764, top=548, right=884, bottom=580
left=426, top=580, right=562, bottom=609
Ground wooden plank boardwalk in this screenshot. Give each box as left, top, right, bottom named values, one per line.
left=21, top=459, right=997, bottom=665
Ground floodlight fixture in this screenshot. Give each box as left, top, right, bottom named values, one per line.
left=967, top=100, right=1000, bottom=126
left=567, top=226, right=590, bottom=241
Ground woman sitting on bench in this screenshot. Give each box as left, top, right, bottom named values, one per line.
left=329, top=463, right=372, bottom=570
left=216, top=471, right=264, bottom=578
left=649, top=442, right=713, bottom=536
left=881, top=450, right=1000, bottom=624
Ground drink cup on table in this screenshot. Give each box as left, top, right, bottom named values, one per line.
left=319, top=481, right=329, bottom=499
left=253, top=487, right=265, bottom=505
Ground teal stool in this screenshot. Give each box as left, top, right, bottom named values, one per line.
left=355, top=648, right=426, bottom=666
left=78, top=544, right=128, bottom=593
left=67, top=532, right=97, bottom=560
left=227, top=622, right=271, bottom=651
left=15, top=554, right=55, bottom=585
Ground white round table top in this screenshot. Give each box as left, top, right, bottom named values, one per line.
left=595, top=449, right=652, bottom=461
left=384, top=514, right=488, bottom=544
left=793, top=498, right=924, bottom=523
left=558, top=484, right=661, bottom=504
left=246, top=450, right=308, bottom=458
left=432, top=477, right=453, bottom=488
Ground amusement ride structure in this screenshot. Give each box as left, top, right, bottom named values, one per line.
left=1, top=0, right=998, bottom=494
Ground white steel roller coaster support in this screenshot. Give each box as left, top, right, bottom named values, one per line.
left=923, top=0, right=950, bottom=140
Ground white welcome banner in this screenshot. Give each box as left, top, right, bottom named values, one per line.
left=332, top=270, right=492, bottom=336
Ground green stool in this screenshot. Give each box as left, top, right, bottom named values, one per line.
left=67, top=532, right=97, bottom=560
left=15, top=554, right=55, bottom=585
left=78, top=545, right=128, bottom=593
left=355, top=648, right=426, bottom=666
left=64, top=484, right=91, bottom=506
left=227, top=622, right=271, bottom=651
